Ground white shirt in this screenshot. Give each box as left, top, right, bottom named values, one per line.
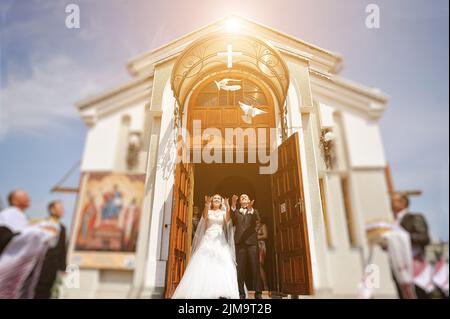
left=0, top=207, right=28, bottom=232
left=239, top=207, right=254, bottom=215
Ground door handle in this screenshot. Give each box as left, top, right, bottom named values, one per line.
left=294, top=200, right=304, bottom=212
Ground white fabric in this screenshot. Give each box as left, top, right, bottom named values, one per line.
left=382, top=227, right=413, bottom=284
left=191, top=205, right=235, bottom=263
left=239, top=207, right=253, bottom=215
left=413, top=259, right=434, bottom=293
left=0, top=216, right=59, bottom=299
left=172, top=209, right=239, bottom=299
left=191, top=214, right=207, bottom=257
left=432, top=259, right=449, bottom=295
left=357, top=244, right=375, bottom=299
left=0, top=207, right=28, bottom=232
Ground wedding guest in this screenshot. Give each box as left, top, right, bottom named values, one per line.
left=391, top=193, right=431, bottom=299
left=0, top=190, right=30, bottom=233
left=256, top=215, right=269, bottom=291
left=0, top=190, right=59, bottom=298
left=34, top=200, right=67, bottom=299
left=0, top=190, right=29, bottom=255
left=192, top=206, right=200, bottom=239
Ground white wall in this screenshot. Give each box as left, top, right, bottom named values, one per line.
left=341, top=112, right=386, bottom=168
left=316, top=100, right=396, bottom=297
left=80, top=102, right=146, bottom=172
left=65, top=101, right=147, bottom=299
left=143, top=79, right=177, bottom=294
left=325, top=175, right=363, bottom=295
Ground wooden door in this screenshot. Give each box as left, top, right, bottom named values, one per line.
left=164, top=161, right=194, bottom=298
left=271, top=132, right=313, bottom=295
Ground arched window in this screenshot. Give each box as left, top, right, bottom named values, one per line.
left=187, top=76, right=275, bottom=137
left=195, top=78, right=268, bottom=107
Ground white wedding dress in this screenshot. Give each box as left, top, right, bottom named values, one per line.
left=172, top=209, right=239, bottom=299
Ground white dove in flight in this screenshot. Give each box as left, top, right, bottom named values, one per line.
left=214, top=78, right=241, bottom=91
left=239, top=101, right=267, bottom=124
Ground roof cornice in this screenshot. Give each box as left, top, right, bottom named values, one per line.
left=309, top=70, right=389, bottom=120
left=126, top=15, right=343, bottom=76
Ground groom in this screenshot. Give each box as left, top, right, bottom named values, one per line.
left=231, top=194, right=262, bottom=299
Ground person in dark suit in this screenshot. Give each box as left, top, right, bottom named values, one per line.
left=391, top=193, right=431, bottom=299
left=0, top=226, right=16, bottom=255
left=34, top=200, right=67, bottom=299
left=230, top=194, right=262, bottom=299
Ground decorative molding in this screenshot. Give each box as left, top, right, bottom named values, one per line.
left=77, top=74, right=153, bottom=110
left=310, top=69, right=388, bottom=103
left=310, top=72, right=388, bottom=120
left=148, top=109, right=163, bottom=118
left=319, top=128, right=337, bottom=170
left=127, top=132, right=142, bottom=170
left=127, top=15, right=342, bottom=77
left=170, top=31, right=290, bottom=113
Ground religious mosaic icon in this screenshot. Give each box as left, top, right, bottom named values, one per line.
left=75, top=173, right=145, bottom=252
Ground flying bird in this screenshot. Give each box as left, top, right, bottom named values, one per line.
left=239, top=101, right=267, bottom=124
left=214, top=78, right=241, bottom=91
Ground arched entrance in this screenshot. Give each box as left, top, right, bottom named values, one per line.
left=164, top=32, right=313, bottom=298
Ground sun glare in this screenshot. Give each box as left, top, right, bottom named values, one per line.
left=225, top=17, right=240, bottom=32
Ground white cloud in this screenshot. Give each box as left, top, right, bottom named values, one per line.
left=0, top=54, right=122, bottom=140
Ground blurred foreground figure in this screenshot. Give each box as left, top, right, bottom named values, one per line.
left=34, top=201, right=67, bottom=299
left=391, top=193, right=431, bottom=298
left=0, top=190, right=59, bottom=299
left=432, top=254, right=449, bottom=298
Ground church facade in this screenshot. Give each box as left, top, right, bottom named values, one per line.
left=65, top=16, right=397, bottom=298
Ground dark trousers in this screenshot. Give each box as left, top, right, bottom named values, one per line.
left=393, top=275, right=430, bottom=299
left=34, top=270, right=57, bottom=299
left=236, top=244, right=261, bottom=298
left=414, top=285, right=431, bottom=299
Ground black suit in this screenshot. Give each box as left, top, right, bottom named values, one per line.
left=393, top=212, right=431, bottom=299
left=401, top=212, right=431, bottom=299
left=400, top=213, right=430, bottom=256
left=0, top=226, right=16, bottom=255
left=34, top=223, right=67, bottom=299
left=231, top=206, right=262, bottom=298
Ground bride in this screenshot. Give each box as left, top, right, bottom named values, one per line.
left=172, top=194, right=239, bottom=299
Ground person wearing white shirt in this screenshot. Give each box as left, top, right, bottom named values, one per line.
left=391, top=193, right=431, bottom=299
left=0, top=190, right=30, bottom=233
left=0, top=189, right=59, bottom=299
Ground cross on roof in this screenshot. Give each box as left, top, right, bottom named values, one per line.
left=217, top=44, right=242, bottom=68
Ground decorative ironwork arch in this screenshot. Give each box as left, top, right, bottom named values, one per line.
left=171, top=32, right=290, bottom=117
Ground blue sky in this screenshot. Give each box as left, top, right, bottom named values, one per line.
left=0, top=0, right=448, bottom=241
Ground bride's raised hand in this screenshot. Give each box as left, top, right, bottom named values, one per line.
left=203, top=196, right=212, bottom=219
left=204, top=195, right=212, bottom=207
left=248, top=199, right=255, bottom=210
